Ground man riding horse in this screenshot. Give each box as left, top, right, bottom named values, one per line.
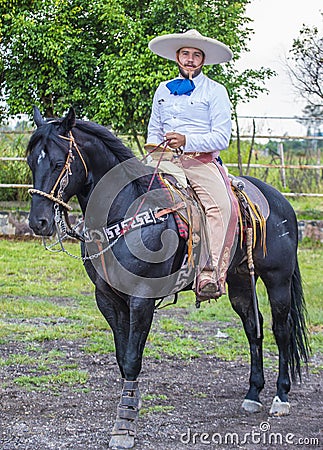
left=146, top=29, right=239, bottom=302
left=26, top=29, right=309, bottom=450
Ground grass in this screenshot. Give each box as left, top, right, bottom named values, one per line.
left=13, top=369, right=89, bottom=392
left=0, top=348, right=65, bottom=367
left=0, top=239, right=93, bottom=298
left=0, top=238, right=322, bottom=394
left=288, top=197, right=323, bottom=220
left=140, top=393, right=174, bottom=415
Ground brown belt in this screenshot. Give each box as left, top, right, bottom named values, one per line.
left=180, top=152, right=216, bottom=166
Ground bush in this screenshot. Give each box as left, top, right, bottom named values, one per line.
left=0, top=132, right=32, bottom=201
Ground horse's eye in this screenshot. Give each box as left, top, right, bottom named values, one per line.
left=53, top=162, right=65, bottom=171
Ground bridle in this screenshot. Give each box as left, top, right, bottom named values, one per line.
left=28, top=132, right=172, bottom=260
left=28, top=131, right=88, bottom=212
left=28, top=129, right=88, bottom=244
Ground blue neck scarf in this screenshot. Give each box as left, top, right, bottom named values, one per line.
left=166, top=78, right=195, bottom=96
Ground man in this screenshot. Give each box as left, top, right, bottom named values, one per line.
left=146, top=29, right=239, bottom=301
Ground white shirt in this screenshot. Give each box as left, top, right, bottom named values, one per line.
left=147, top=72, right=232, bottom=153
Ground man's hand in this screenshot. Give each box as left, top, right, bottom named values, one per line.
left=165, top=132, right=186, bottom=149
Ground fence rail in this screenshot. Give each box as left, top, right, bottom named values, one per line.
left=225, top=163, right=323, bottom=170
left=0, top=184, right=32, bottom=189
left=1, top=129, right=322, bottom=196
left=0, top=157, right=26, bottom=161
left=236, top=135, right=323, bottom=140
left=1, top=156, right=323, bottom=170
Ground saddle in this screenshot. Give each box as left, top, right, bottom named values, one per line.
left=145, top=145, right=269, bottom=221
left=151, top=156, right=268, bottom=223
left=149, top=158, right=269, bottom=273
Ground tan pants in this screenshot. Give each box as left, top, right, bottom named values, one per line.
left=180, top=158, right=239, bottom=286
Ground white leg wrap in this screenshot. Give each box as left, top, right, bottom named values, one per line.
left=241, top=398, right=263, bottom=413
left=269, top=395, right=290, bottom=416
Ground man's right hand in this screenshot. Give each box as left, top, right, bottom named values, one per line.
left=165, top=132, right=186, bottom=149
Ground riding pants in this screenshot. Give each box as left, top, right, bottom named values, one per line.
left=180, top=156, right=239, bottom=290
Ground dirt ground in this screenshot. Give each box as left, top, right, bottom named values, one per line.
left=0, top=314, right=322, bottom=450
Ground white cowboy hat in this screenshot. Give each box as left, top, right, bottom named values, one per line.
left=148, top=29, right=233, bottom=65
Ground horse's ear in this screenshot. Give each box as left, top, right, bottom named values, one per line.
left=33, top=106, right=45, bottom=127
left=59, top=107, right=76, bottom=133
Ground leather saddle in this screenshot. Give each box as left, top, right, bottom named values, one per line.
left=147, top=155, right=269, bottom=282
left=149, top=157, right=270, bottom=224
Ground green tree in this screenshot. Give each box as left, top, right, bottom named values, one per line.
left=0, top=0, right=118, bottom=117
left=1, top=0, right=274, bottom=154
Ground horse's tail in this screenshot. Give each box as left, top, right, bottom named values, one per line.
left=288, top=259, right=310, bottom=381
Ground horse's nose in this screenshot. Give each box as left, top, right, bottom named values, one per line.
left=29, top=216, right=53, bottom=236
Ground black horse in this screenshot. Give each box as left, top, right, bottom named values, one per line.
left=27, top=107, right=309, bottom=449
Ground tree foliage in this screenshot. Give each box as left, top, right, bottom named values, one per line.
left=1, top=0, right=274, bottom=148
left=0, top=0, right=114, bottom=118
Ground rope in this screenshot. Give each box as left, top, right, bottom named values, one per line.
left=246, top=227, right=261, bottom=339
left=58, top=133, right=88, bottom=178
left=28, top=188, right=72, bottom=211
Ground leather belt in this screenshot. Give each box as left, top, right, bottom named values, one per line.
left=180, top=152, right=216, bottom=165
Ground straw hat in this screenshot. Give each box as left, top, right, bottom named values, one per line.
left=148, top=29, right=232, bottom=65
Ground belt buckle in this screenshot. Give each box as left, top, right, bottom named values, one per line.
left=184, top=152, right=201, bottom=160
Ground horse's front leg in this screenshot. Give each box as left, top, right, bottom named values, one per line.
left=95, top=286, right=130, bottom=379
left=109, top=297, right=155, bottom=449
left=227, top=270, right=265, bottom=413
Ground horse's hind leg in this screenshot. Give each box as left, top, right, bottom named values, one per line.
left=227, top=269, right=265, bottom=413
left=265, top=281, right=292, bottom=416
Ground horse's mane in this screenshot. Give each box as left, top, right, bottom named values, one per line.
left=26, top=118, right=160, bottom=193
left=75, top=120, right=136, bottom=163
left=75, top=120, right=161, bottom=192
left=27, top=118, right=137, bottom=161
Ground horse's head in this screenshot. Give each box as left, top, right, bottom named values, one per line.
left=27, top=107, right=88, bottom=236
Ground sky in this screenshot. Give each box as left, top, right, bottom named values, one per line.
left=235, top=0, right=322, bottom=136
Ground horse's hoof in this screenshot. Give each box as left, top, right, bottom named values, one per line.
left=269, top=395, right=290, bottom=416
left=241, top=398, right=263, bottom=413
left=109, top=433, right=135, bottom=449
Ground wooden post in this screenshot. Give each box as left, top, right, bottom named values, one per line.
left=278, top=141, right=286, bottom=188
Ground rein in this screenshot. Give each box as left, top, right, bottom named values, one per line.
left=118, top=139, right=171, bottom=236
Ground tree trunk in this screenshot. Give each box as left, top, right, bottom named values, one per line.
left=131, top=130, right=145, bottom=158
left=246, top=119, right=256, bottom=176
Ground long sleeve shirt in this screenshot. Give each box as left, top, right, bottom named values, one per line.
left=147, top=72, right=232, bottom=154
